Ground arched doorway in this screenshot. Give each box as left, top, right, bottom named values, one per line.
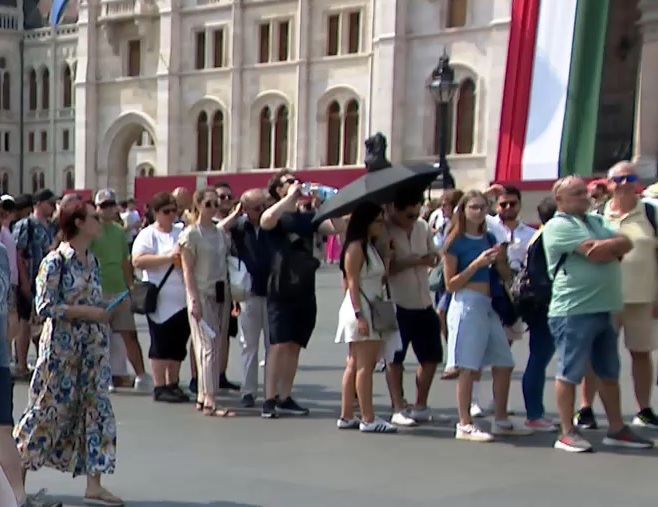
left=99, top=112, right=157, bottom=198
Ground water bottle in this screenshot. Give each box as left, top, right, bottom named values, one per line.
left=300, top=182, right=338, bottom=201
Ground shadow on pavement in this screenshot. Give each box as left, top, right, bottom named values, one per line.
left=57, top=497, right=261, bottom=507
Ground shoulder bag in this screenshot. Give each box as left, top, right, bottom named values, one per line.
left=359, top=285, right=398, bottom=334
left=130, top=264, right=175, bottom=315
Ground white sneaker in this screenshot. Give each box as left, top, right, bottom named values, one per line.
left=360, top=418, right=398, bottom=433
left=470, top=403, right=485, bottom=418
left=407, top=407, right=450, bottom=423
left=259, top=360, right=266, bottom=368
left=455, top=423, right=494, bottom=442
left=134, top=373, right=154, bottom=393
left=337, top=417, right=360, bottom=430
left=491, top=419, right=534, bottom=436
left=390, top=411, right=417, bottom=427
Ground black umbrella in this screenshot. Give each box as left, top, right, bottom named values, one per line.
left=312, top=133, right=440, bottom=223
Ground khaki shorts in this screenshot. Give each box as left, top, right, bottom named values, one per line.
left=104, top=292, right=136, bottom=333
left=613, top=303, right=658, bottom=353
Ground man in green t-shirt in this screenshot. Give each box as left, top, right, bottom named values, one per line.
left=543, top=176, right=651, bottom=453
left=91, top=189, right=152, bottom=393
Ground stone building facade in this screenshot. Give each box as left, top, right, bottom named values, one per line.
left=0, top=0, right=653, bottom=199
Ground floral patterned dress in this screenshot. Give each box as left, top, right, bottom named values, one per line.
left=13, top=242, right=117, bottom=477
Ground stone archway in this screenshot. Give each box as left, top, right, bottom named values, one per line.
left=98, top=112, right=157, bottom=198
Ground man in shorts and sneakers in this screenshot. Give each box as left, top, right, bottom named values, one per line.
left=91, top=189, right=153, bottom=393
left=385, top=189, right=443, bottom=426
left=11, top=190, right=56, bottom=382
left=0, top=243, right=61, bottom=507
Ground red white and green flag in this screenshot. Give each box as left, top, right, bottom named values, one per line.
left=495, top=0, right=610, bottom=182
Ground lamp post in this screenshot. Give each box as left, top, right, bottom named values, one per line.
left=428, top=51, right=458, bottom=189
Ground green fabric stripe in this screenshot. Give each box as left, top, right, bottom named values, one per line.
left=558, top=0, right=610, bottom=177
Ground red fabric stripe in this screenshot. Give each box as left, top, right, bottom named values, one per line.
left=494, top=0, right=542, bottom=182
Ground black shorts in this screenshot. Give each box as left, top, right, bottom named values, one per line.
left=16, top=290, right=33, bottom=321
left=147, top=309, right=190, bottom=362
left=0, top=367, right=13, bottom=426
left=393, top=305, right=443, bottom=365
left=268, top=298, right=317, bottom=349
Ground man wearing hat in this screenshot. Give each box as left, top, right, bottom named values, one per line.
left=90, top=189, right=152, bottom=393
left=11, top=189, right=56, bottom=381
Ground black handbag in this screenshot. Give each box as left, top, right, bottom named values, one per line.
left=130, top=264, right=175, bottom=315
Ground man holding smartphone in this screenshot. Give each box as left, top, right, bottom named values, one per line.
left=385, top=189, right=444, bottom=427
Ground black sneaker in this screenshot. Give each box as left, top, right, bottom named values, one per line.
left=554, top=428, right=593, bottom=453
left=168, top=384, right=190, bottom=402
left=632, top=408, right=658, bottom=429
left=603, top=425, right=655, bottom=449
left=276, top=396, right=310, bottom=416
left=573, top=406, right=598, bottom=430
left=219, top=374, right=240, bottom=391
left=241, top=393, right=256, bottom=408
left=261, top=398, right=278, bottom=418
left=153, top=386, right=183, bottom=403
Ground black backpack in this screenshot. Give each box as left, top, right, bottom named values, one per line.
left=268, top=233, right=320, bottom=301
left=510, top=233, right=566, bottom=324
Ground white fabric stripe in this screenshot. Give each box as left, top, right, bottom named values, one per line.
left=521, top=0, right=578, bottom=181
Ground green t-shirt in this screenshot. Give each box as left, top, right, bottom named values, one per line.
left=543, top=211, right=623, bottom=317
left=90, top=222, right=129, bottom=294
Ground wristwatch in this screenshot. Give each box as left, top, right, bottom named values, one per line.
left=354, top=310, right=363, bottom=319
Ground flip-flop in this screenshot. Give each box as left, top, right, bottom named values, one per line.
left=195, top=401, right=204, bottom=411
left=203, top=405, right=237, bottom=417
left=84, top=490, right=124, bottom=506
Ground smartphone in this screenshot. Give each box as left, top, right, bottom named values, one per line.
left=106, top=290, right=130, bottom=312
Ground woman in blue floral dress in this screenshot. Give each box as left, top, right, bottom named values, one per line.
left=13, top=200, right=124, bottom=506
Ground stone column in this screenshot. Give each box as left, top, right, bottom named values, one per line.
left=633, top=0, right=658, bottom=178
left=228, top=0, right=244, bottom=170
left=74, top=0, right=99, bottom=190
left=294, top=0, right=309, bottom=170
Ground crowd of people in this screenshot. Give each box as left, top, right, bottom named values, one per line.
left=0, top=160, right=657, bottom=506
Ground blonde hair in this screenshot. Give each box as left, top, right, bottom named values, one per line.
left=443, top=190, right=488, bottom=251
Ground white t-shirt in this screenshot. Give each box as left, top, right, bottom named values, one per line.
left=132, top=223, right=186, bottom=323
left=121, top=209, right=141, bottom=241
left=485, top=215, right=537, bottom=271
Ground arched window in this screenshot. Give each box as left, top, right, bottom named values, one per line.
left=342, top=100, right=359, bottom=165
left=1, top=173, right=8, bottom=194
left=326, top=101, right=341, bottom=166
left=455, top=78, right=476, bottom=154
left=447, top=0, right=468, bottom=28
left=196, top=111, right=208, bottom=171
left=210, top=110, right=224, bottom=171
left=28, top=69, right=37, bottom=111
left=274, top=105, right=288, bottom=168
left=139, top=168, right=146, bottom=177
left=31, top=173, right=38, bottom=193
left=65, top=170, right=74, bottom=189
left=41, top=68, right=49, bottom=110
left=38, top=172, right=45, bottom=189
left=1, top=71, right=9, bottom=111
left=62, top=65, right=72, bottom=108
left=258, top=106, right=272, bottom=169
left=148, top=167, right=155, bottom=177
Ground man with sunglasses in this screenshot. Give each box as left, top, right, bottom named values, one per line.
left=230, top=188, right=270, bottom=407
left=574, top=161, right=658, bottom=431
left=91, top=189, right=152, bottom=394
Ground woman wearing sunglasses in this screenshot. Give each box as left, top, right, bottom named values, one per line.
left=132, top=192, right=190, bottom=404
left=179, top=188, right=242, bottom=416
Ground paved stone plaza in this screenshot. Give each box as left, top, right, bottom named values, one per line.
left=12, top=268, right=658, bottom=507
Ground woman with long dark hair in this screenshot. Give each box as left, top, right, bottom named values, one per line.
left=334, top=202, right=397, bottom=433
left=442, top=190, right=531, bottom=443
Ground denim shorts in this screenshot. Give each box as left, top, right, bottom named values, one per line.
left=446, top=289, right=514, bottom=371
left=548, top=312, right=620, bottom=384
left=0, top=313, right=13, bottom=426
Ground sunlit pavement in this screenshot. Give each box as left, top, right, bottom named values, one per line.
left=14, top=267, right=658, bottom=507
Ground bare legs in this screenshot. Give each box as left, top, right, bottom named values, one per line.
left=340, top=342, right=381, bottom=423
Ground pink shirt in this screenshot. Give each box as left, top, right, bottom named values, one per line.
left=1, top=226, right=18, bottom=285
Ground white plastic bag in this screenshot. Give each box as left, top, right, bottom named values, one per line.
left=228, top=256, right=251, bottom=302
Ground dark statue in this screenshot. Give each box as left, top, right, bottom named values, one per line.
left=364, top=132, right=392, bottom=173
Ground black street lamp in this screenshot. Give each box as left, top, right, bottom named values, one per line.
left=428, top=51, right=458, bottom=190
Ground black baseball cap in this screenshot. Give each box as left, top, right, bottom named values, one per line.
left=14, top=194, right=32, bottom=210
left=34, top=189, right=58, bottom=203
